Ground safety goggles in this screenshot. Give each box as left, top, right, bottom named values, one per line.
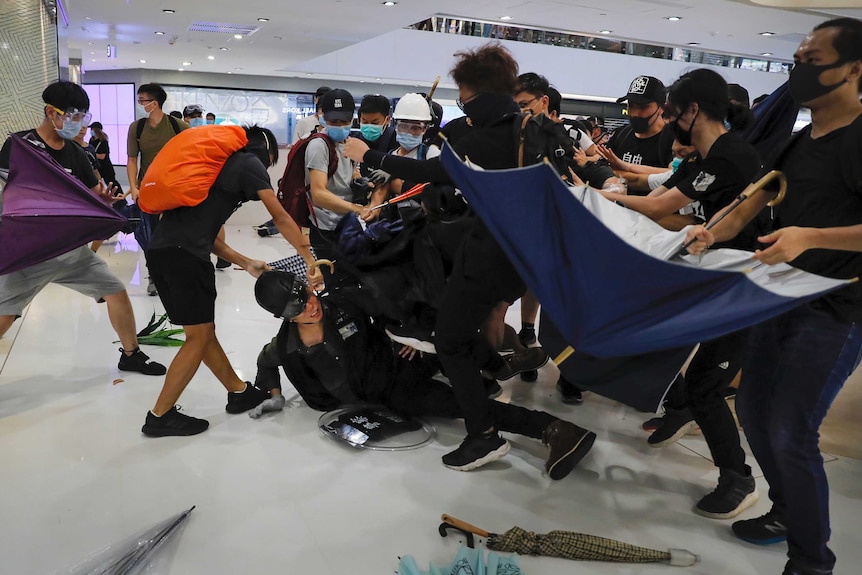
left=50, top=106, right=92, bottom=126
left=183, top=104, right=204, bottom=115
left=395, top=120, right=428, bottom=135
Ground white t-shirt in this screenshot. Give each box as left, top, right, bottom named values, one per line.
left=293, top=114, right=321, bottom=144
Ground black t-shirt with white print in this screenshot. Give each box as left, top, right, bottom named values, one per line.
left=0, top=130, right=99, bottom=189
left=664, top=132, right=761, bottom=250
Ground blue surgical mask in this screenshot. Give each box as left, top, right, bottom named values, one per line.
left=55, top=118, right=83, bottom=140
left=189, top=117, right=205, bottom=128
left=360, top=123, right=384, bottom=142
left=671, top=157, right=683, bottom=172
left=135, top=103, right=150, bottom=120
left=320, top=118, right=351, bottom=143
left=396, top=132, right=423, bottom=151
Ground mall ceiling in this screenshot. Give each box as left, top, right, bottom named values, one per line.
left=61, top=0, right=862, bottom=79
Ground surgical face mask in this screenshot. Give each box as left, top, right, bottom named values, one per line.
left=360, top=123, right=384, bottom=142
left=206, top=119, right=215, bottom=125
left=789, top=60, right=848, bottom=105
left=671, top=157, right=684, bottom=172
left=629, top=107, right=659, bottom=134
left=55, top=117, right=83, bottom=140
left=320, top=118, right=351, bottom=143
left=189, top=117, right=205, bottom=128
left=396, top=132, right=423, bottom=151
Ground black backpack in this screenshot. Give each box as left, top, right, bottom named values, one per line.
left=514, top=112, right=577, bottom=177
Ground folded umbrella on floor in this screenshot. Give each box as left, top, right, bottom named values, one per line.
left=49, top=506, right=195, bottom=575
left=440, top=514, right=698, bottom=567
left=398, top=544, right=522, bottom=575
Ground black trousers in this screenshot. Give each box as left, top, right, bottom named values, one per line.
left=666, top=329, right=750, bottom=473
left=434, top=230, right=526, bottom=437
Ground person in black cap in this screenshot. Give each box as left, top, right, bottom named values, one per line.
left=249, top=270, right=594, bottom=481
left=606, top=75, right=675, bottom=194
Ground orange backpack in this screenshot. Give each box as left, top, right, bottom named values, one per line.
left=139, top=125, right=248, bottom=214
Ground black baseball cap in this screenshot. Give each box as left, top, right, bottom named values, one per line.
left=314, top=86, right=332, bottom=99
left=616, top=76, right=666, bottom=105
left=319, top=88, right=355, bottom=123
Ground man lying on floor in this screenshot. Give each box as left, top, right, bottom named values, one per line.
left=250, top=270, right=596, bottom=479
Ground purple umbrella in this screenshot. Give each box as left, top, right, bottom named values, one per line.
left=0, top=134, right=127, bottom=275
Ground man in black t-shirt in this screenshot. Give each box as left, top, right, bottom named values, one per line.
left=0, top=81, right=165, bottom=377
left=685, top=18, right=862, bottom=575
left=607, top=76, right=675, bottom=195
left=141, top=126, right=323, bottom=438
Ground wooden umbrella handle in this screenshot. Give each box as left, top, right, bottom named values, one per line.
left=308, top=259, right=334, bottom=274
left=440, top=514, right=490, bottom=537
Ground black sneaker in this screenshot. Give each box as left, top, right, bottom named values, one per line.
left=781, top=560, right=832, bottom=575
left=488, top=348, right=549, bottom=381
left=732, top=507, right=788, bottom=545
left=520, top=369, right=538, bottom=382
left=557, top=377, right=583, bottom=405
left=226, top=383, right=268, bottom=414
left=118, top=347, right=167, bottom=376
left=642, top=415, right=664, bottom=432
left=483, top=378, right=503, bottom=399
left=518, top=326, right=536, bottom=346
left=142, top=406, right=209, bottom=437
left=442, top=432, right=510, bottom=471
left=542, top=420, right=596, bottom=480
left=695, top=465, right=759, bottom=519
left=647, top=407, right=698, bottom=448
left=215, top=257, right=232, bottom=269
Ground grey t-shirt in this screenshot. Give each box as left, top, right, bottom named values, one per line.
left=305, top=137, right=354, bottom=231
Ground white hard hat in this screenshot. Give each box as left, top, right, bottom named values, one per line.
left=393, top=93, right=432, bottom=122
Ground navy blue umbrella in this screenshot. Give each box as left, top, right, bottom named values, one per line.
left=740, top=81, right=800, bottom=159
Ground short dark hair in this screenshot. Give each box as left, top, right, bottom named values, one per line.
left=515, top=72, right=550, bottom=98
left=814, top=17, right=862, bottom=90
left=359, top=94, right=391, bottom=117
left=450, top=42, right=519, bottom=95
left=314, top=86, right=332, bottom=100
left=546, top=86, right=562, bottom=116
left=245, top=124, right=279, bottom=166
left=138, top=83, right=167, bottom=107
left=42, top=81, right=89, bottom=112
left=169, top=110, right=182, bottom=119
left=206, top=112, right=216, bottom=120
left=667, top=68, right=752, bottom=131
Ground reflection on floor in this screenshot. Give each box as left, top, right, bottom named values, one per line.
left=1, top=226, right=860, bottom=575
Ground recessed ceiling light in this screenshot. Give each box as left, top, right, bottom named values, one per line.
left=375, top=77, right=381, bottom=80
left=598, top=30, right=612, bottom=34
left=760, top=31, right=775, bottom=36
left=666, top=16, right=681, bottom=21
left=162, top=9, right=175, bottom=14
left=227, top=71, right=232, bottom=74
left=306, top=72, right=313, bottom=76
left=85, top=17, right=91, bottom=20
left=382, top=1, right=397, bottom=5
left=88, top=42, right=93, bottom=45
left=257, top=17, right=269, bottom=22
left=178, top=68, right=184, bottom=71
left=89, top=51, right=94, bottom=54
left=687, top=42, right=700, bottom=46
left=499, top=16, right=513, bottom=20
left=219, top=47, right=229, bottom=51
left=182, top=61, right=192, bottom=66
left=761, top=52, right=772, bottom=56
left=139, top=59, right=147, bottom=63
left=155, top=31, right=165, bottom=35
left=91, top=59, right=96, bottom=62
left=233, top=34, right=242, bottom=39
left=207, top=55, right=215, bottom=60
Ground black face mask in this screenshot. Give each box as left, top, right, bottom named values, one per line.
left=461, top=93, right=519, bottom=128
left=671, top=112, right=697, bottom=147
left=629, top=107, right=659, bottom=134
left=789, top=60, right=848, bottom=105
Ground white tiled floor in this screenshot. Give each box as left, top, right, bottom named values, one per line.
left=2, top=225, right=861, bottom=575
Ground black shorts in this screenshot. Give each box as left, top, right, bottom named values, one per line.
left=147, top=247, right=216, bottom=325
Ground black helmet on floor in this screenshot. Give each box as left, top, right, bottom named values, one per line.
left=254, top=270, right=309, bottom=319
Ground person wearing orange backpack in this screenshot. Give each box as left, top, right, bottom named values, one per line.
left=141, top=125, right=323, bottom=437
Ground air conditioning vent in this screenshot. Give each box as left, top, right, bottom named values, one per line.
left=188, top=22, right=260, bottom=36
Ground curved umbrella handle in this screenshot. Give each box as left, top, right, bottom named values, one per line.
left=308, top=259, right=334, bottom=275
left=758, top=170, right=787, bottom=207
left=440, top=514, right=490, bottom=537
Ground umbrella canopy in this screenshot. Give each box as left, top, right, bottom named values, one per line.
left=398, top=545, right=522, bottom=575
left=740, top=82, right=800, bottom=159
left=0, top=135, right=127, bottom=275
left=439, top=145, right=851, bottom=358
left=440, top=515, right=698, bottom=567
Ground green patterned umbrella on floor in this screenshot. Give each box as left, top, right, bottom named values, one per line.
left=440, top=515, right=699, bottom=567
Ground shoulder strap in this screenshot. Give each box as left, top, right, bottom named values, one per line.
left=517, top=113, right=531, bottom=168
left=167, top=115, right=180, bottom=135
left=135, top=118, right=145, bottom=143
